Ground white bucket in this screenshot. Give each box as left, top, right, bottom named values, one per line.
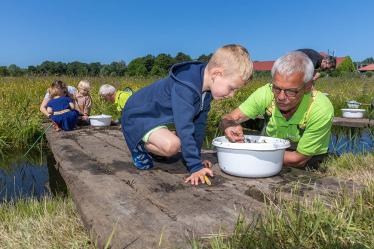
left=89, top=114, right=112, bottom=127
left=346, top=100, right=361, bottom=109
left=341, top=109, right=365, bottom=119
left=212, top=135, right=290, bottom=178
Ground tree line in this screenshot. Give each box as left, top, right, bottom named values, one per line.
left=0, top=53, right=371, bottom=78
left=0, top=52, right=212, bottom=77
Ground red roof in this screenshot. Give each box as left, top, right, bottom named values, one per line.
left=358, top=64, right=374, bottom=72
left=253, top=61, right=274, bottom=71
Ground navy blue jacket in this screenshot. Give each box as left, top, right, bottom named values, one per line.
left=121, top=61, right=212, bottom=173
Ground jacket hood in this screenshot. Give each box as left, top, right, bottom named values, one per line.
left=169, top=61, right=207, bottom=95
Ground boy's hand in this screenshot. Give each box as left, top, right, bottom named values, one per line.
left=185, top=167, right=213, bottom=186
left=225, top=125, right=245, bottom=143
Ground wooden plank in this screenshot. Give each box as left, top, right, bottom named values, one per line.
left=333, top=117, right=374, bottom=128
left=45, top=126, right=362, bottom=249
left=254, top=116, right=374, bottom=128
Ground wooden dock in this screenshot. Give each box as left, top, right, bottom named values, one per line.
left=333, top=117, right=374, bottom=128
left=45, top=125, right=360, bottom=249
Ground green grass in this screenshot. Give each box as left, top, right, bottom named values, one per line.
left=320, top=153, right=374, bottom=185
left=191, top=154, right=374, bottom=249
left=0, top=76, right=152, bottom=155
left=1, top=75, right=373, bottom=155
left=0, top=195, right=95, bottom=249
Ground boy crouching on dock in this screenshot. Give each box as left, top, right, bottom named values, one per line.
left=122, top=44, right=253, bottom=185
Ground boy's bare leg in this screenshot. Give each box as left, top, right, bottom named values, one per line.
left=145, top=128, right=181, bottom=157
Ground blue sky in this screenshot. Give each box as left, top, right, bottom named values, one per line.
left=1, top=0, right=373, bottom=67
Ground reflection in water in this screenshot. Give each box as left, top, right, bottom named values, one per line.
left=329, top=129, right=373, bottom=156
left=0, top=150, right=67, bottom=202
left=0, top=161, right=49, bottom=202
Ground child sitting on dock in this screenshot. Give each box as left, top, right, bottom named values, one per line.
left=74, top=80, right=92, bottom=121
left=46, top=80, right=79, bottom=131
left=122, top=44, right=253, bottom=185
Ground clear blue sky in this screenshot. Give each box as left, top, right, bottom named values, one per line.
left=1, top=0, right=373, bottom=67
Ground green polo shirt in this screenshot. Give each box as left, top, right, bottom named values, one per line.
left=239, top=83, right=334, bottom=156
left=114, top=90, right=132, bottom=112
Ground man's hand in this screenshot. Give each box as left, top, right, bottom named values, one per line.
left=185, top=167, right=213, bottom=186
left=225, top=125, right=245, bottom=143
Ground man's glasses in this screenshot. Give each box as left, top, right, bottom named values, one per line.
left=270, top=83, right=304, bottom=98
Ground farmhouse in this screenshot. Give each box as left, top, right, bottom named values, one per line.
left=358, top=64, right=374, bottom=72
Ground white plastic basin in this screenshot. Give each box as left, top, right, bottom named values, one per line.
left=346, top=100, right=361, bottom=109
left=89, top=114, right=112, bottom=127
left=212, top=135, right=290, bottom=178
left=341, top=109, right=365, bottom=119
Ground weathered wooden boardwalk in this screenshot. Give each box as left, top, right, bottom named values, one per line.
left=45, top=125, right=359, bottom=249
left=333, top=117, right=374, bottom=128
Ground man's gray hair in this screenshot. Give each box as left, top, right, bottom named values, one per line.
left=271, top=51, right=314, bottom=83
left=99, top=84, right=116, bottom=97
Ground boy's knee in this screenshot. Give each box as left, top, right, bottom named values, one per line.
left=162, top=138, right=181, bottom=157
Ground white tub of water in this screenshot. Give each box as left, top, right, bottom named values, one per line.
left=341, top=109, right=365, bottom=118
left=212, top=135, right=290, bottom=177
left=89, top=114, right=112, bottom=127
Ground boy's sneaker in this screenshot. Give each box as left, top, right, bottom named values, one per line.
left=131, top=143, right=153, bottom=170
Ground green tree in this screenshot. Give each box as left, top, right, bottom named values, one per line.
left=127, top=58, right=148, bottom=77
left=336, top=56, right=356, bottom=73
left=66, top=62, right=89, bottom=76
left=99, top=65, right=111, bottom=77
left=27, top=66, right=38, bottom=76
left=150, top=65, right=166, bottom=76
left=0, top=66, right=8, bottom=76
left=7, top=64, right=24, bottom=76
left=154, top=53, right=175, bottom=72
left=88, top=62, right=101, bottom=76
left=197, top=54, right=212, bottom=62
left=175, top=52, right=192, bottom=63
left=361, top=57, right=374, bottom=65
left=142, top=55, right=155, bottom=72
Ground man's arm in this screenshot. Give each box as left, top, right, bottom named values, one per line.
left=283, top=151, right=311, bottom=167
left=222, top=107, right=250, bottom=123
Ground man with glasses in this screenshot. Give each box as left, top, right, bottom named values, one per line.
left=220, top=51, right=334, bottom=169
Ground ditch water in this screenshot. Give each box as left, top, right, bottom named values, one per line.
left=0, top=128, right=373, bottom=202
left=0, top=149, right=67, bottom=203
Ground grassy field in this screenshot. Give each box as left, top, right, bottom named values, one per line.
left=0, top=195, right=94, bottom=249
left=0, top=76, right=373, bottom=248
left=1, top=75, right=373, bottom=156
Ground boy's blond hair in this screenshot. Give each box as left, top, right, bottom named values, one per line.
left=207, top=44, right=253, bottom=81
left=78, top=80, right=91, bottom=91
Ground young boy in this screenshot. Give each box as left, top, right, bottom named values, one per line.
left=122, top=44, right=253, bottom=185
